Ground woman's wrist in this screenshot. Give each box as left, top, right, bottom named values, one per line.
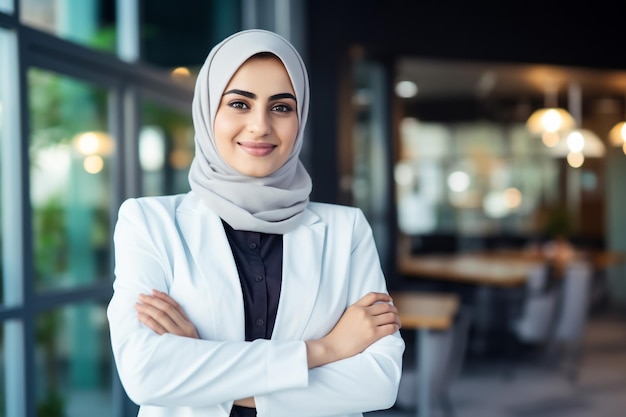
left=305, top=338, right=336, bottom=369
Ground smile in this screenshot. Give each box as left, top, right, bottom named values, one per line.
left=238, top=141, right=277, bottom=157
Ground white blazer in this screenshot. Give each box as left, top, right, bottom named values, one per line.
left=107, top=191, right=405, bottom=417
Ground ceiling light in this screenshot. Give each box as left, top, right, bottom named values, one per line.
left=567, top=152, right=584, bottom=168
left=546, top=83, right=605, bottom=162
left=609, top=121, right=626, bottom=147
left=607, top=93, right=626, bottom=151
left=527, top=107, right=576, bottom=135
left=526, top=84, right=576, bottom=135
left=395, top=80, right=418, bottom=98
left=550, top=129, right=605, bottom=158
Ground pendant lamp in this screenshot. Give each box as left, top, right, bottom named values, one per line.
left=608, top=95, right=626, bottom=154
left=548, top=83, right=605, bottom=167
left=526, top=84, right=576, bottom=142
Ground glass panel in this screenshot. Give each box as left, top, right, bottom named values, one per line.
left=28, top=68, right=112, bottom=291
left=395, top=117, right=557, bottom=240
left=0, top=323, right=5, bottom=417
left=4, top=320, right=25, bottom=417
left=0, top=31, right=4, bottom=304
left=0, top=0, right=12, bottom=14
left=140, top=100, right=193, bottom=196
left=35, top=302, right=112, bottom=417
left=140, top=0, right=241, bottom=77
left=20, top=0, right=117, bottom=53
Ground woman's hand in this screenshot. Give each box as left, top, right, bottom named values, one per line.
left=135, top=289, right=199, bottom=339
left=305, top=292, right=401, bottom=368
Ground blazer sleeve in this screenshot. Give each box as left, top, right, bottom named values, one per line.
left=107, top=198, right=309, bottom=409
left=254, top=208, right=405, bottom=417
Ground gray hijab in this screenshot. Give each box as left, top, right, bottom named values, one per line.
left=188, top=29, right=312, bottom=234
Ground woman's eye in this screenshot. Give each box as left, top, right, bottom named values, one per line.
left=228, top=101, right=249, bottom=110
left=272, top=104, right=293, bottom=113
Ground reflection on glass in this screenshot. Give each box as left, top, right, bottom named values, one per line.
left=0, top=323, right=5, bottom=417
left=395, top=119, right=558, bottom=236
left=0, top=0, right=12, bottom=14
left=0, top=29, right=7, bottom=306
left=0, top=51, right=4, bottom=305
left=36, top=303, right=112, bottom=417
left=28, top=68, right=112, bottom=291
left=20, top=0, right=117, bottom=53
left=140, top=101, right=193, bottom=196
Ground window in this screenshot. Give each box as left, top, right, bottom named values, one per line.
left=0, top=30, right=5, bottom=304
left=28, top=69, right=113, bottom=292
left=395, top=119, right=557, bottom=238
left=140, top=99, right=193, bottom=196
left=0, top=0, right=12, bottom=13
left=35, top=302, right=112, bottom=417
left=20, top=0, right=117, bottom=53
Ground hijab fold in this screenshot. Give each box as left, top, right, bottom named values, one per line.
left=188, top=29, right=312, bottom=234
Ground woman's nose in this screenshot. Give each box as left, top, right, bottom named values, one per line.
left=248, top=109, right=272, bottom=136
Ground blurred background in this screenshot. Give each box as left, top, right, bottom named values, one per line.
left=1, top=1, right=625, bottom=416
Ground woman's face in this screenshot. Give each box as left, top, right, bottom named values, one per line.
left=214, top=55, right=298, bottom=177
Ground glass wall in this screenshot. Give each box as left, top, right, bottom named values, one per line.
left=139, top=0, right=241, bottom=70
left=35, top=302, right=111, bottom=417
left=394, top=119, right=558, bottom=240
left=20, top=0, right=117, bottom=52
left=0, top=0, right=11, bottom=13
left=28, top=68, right=113, bottom=292
left=140, top=99, right=193, bottom=196
left=2, top=1, right=280, bottom=415
left=0, top=29, right=5, bottom=304
left=0, top=322, right=4, bottom=417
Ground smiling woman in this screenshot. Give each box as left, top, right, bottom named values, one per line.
left=214, top=53, right=299, bottom=177
left=107, top=29, right=404, bottom=417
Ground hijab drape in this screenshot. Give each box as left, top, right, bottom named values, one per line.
left=188, top=29, right=312, bottom=234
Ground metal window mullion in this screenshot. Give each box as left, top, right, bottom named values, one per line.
left=1, top=26, right=32, bottom=417
left=0, top=12, right=14, bottom=28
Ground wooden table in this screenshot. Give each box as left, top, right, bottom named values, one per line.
left=391, top=292, right=460, bottom=417
left=397, top=253, right=537, bottom=287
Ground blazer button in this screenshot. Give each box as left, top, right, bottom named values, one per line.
left=255, top=275, right=264, bottom=282
left=249, top=242, right=258, bottom=250
left=255, top=319, right=265, bottom=327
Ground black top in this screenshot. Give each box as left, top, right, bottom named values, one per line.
left=222, top=220, right=283, bottom=417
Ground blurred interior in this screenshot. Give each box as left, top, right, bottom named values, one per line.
left=1, top=1, right=625, bottom=416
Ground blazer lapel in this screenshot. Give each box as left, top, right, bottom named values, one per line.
left=272, top=209, right=325, bottom=341
left=176, top=194, right=245, bottom=341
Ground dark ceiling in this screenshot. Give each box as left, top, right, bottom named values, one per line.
left=307, top=1, right=626, bottom=122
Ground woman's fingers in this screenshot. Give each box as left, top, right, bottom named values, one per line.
left=358, top=293, right=401, bottom=329
left=135, top=297, right=180, bottom=331
left=136, top=311, right=168, bottom=335
left=135, top=291, right=199, bottom=338
left=151, top=289, right=191, bottom=321
left=371, top=311, right=402, bottom=329
left=367, top=300, right=398, bottom=316
left=355, top=292, right=392, bottom=307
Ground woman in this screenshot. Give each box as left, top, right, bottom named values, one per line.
left=107, top=29, right=404, bottom=417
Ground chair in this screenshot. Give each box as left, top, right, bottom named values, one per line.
left=549, top=261, right=593, bottom=381
left=510, top=263, right=558, bottom=344
left=395, top=306, right=472, bottom=417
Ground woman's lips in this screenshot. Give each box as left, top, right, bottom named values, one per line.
left=238, top=142, right=276, bottom=156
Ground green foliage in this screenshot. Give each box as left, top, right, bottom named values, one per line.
left=33, top=197, right=68, bottom=285
left=89, top=26, right=116, bottom=51
left=37, top=390, right=65, bottom=417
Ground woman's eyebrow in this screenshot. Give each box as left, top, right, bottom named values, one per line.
left=223, top=89, right=256, bottom=99
left=269, top=93, right=297, bottom=102
left=222, top=89, right=296, bottom=102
